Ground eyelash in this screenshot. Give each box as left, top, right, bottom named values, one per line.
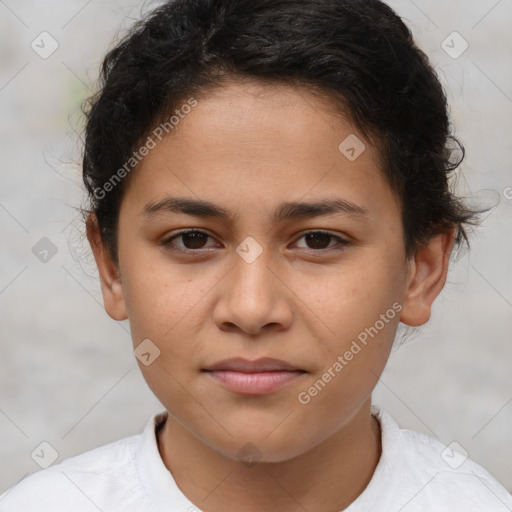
left=160, top=230, right=350, bottom=254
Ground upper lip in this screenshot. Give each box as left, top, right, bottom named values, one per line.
left=203, top=357, right=305, bottom=373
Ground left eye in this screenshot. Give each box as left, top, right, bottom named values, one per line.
left=294, top=231, right=347, bottom=250
left=161, top=230, right=347, bottom=252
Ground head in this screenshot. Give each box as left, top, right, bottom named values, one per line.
left=84, top=0, right=481, bottom=462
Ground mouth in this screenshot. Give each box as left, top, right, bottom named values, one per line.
left=202, top=357, right=307, bottom=395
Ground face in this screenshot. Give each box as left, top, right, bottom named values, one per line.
left=89, top=79, right=452, bottom=463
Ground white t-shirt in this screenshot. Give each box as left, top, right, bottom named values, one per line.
left=1, top=406, right=511, bottom=511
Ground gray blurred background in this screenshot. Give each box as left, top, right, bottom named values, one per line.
left=1, top=0, right=511, bottom=495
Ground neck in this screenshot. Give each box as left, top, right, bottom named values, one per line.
left=157, top=399, right=381, bottom=512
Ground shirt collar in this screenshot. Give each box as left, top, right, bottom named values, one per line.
left=134, top=406, right=401, bottom=511
left=135, top=410, right=201, bottom=511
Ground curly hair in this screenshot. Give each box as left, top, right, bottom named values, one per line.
left=82, top=0, right=483, bottom=265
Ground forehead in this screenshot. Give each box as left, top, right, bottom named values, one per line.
left=121, top=79, right=399, bottom=225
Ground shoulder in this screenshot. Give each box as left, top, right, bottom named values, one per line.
left=375, top=407, right=512, bottom=510
left=0, top=434, right=141, bottom=511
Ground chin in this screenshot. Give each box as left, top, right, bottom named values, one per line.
left=202, top=426, right=312, bottom=465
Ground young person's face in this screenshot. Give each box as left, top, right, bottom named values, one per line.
left=89, top=79, right=454, bottom=462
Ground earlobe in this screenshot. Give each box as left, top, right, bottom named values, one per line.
left=86, top=213, right=128, bottom=321
left=400, top=228, right=456, bottom=327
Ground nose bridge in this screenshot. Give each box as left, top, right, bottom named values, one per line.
left=212, top=234, right=292, bottom=335
left=231, top=235, right=276, bottom=298
left=213, top=226, right=294, bottom=332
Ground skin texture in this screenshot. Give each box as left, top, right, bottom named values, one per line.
left=87, top=79, right=455, bottom=512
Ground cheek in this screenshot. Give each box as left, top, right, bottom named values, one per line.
left=302, top=254, right=403, bottom=345
left=121, top=243, right=180, bottom=319
left=295, top=305, right=399, bottom=438
left=121, top=253, right=220, bottom=362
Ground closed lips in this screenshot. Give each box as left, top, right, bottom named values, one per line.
left=202, top=357, right=306, bottom=373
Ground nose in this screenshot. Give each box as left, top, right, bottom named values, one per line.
left=212, top=244, right=293, bottom=336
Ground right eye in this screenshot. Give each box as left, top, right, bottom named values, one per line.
left=161, top=230, right=218, bottom=252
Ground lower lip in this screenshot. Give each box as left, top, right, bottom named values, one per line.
left=205, top=370, right=305, bottom=395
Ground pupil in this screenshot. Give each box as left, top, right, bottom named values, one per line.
left=183, top=232, right=207, bottom=249
left=306, top=233, right=330, bottom=249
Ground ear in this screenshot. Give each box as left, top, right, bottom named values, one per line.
left=86, top=212, right=128, bottom=321
left=400, top=227, right=456, bottom=327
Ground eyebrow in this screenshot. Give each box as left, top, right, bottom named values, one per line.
left=142, top=196, right=369, bottom=222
